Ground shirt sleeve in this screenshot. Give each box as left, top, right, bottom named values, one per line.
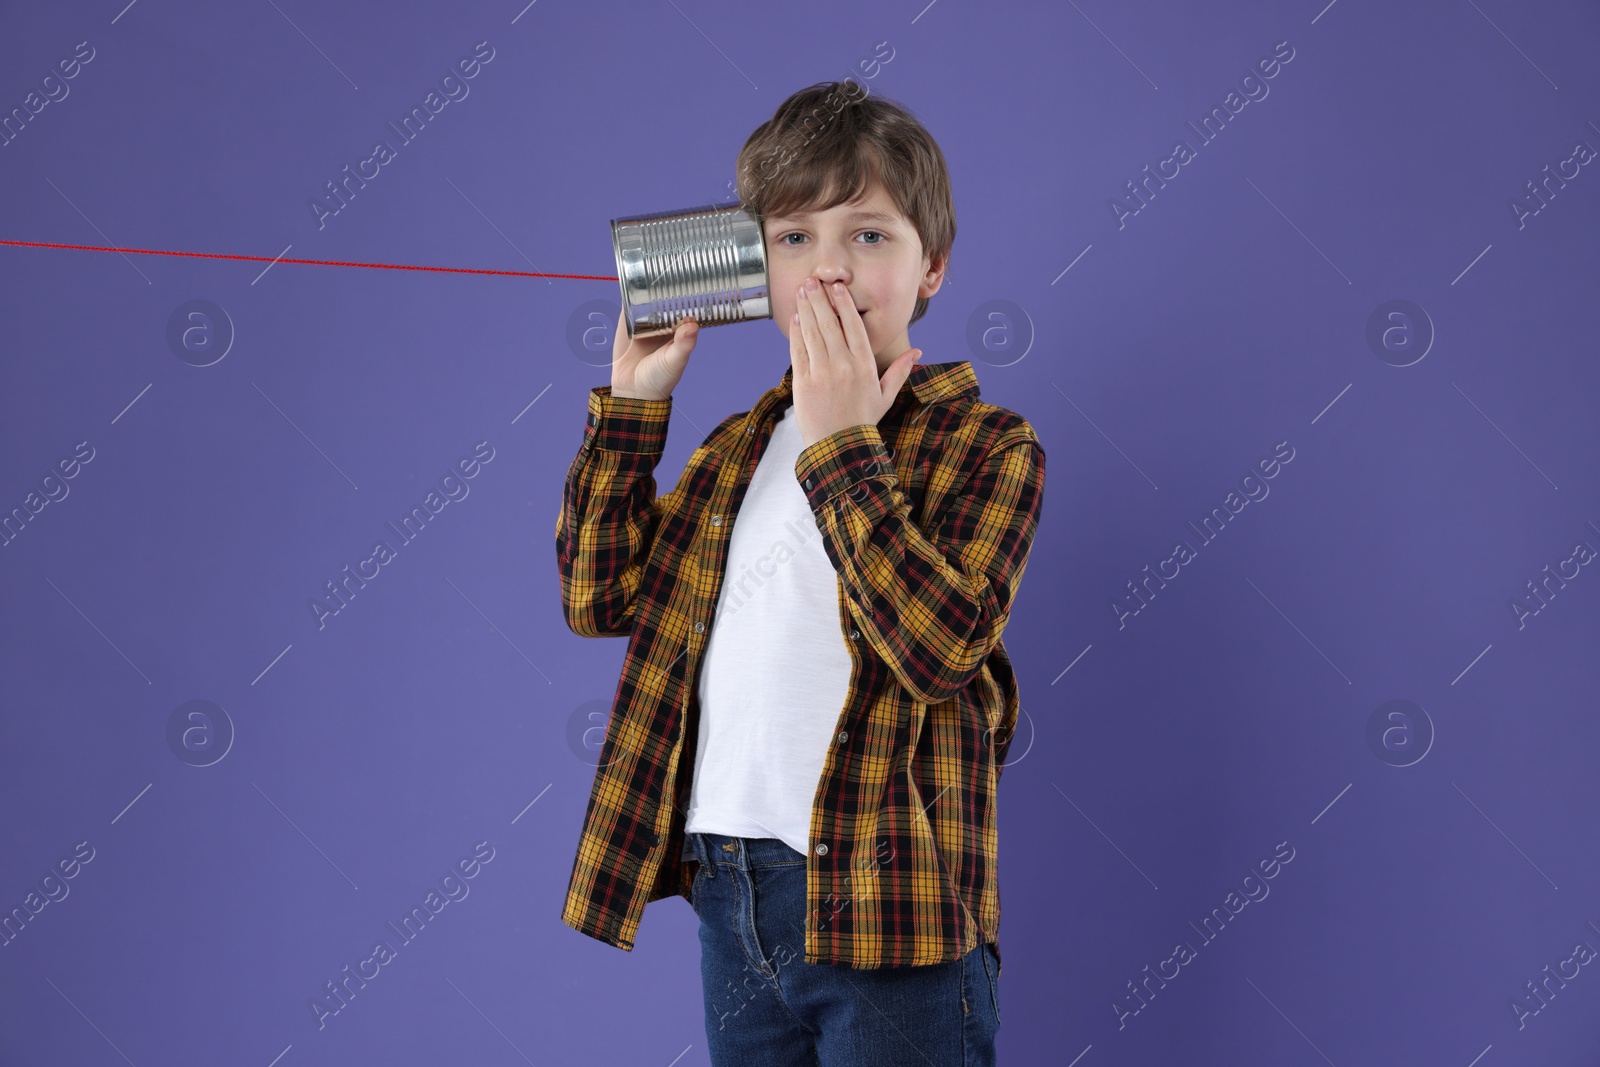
left=794, top=420, right=1046, bottom=705
left=555, top=386, right=676, bottom=638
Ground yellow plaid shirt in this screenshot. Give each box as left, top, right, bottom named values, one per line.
left=557, top=359, right=1045, bottom=972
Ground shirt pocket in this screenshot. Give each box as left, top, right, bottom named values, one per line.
left=678, top=444, right=723, bottom=503
left=654, top=444, right=723, bottom=593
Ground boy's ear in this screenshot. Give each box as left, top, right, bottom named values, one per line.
left=919, top=251, right=947, bottom=299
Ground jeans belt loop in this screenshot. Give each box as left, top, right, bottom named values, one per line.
left=696, top=833, right=714, bottom=878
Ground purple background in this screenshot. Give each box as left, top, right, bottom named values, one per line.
left=3, top=0, right=1599, bottom=1063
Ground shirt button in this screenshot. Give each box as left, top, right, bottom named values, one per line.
left=803, top=479, right=813, bottom=490
left=694, top=621, right=705, bottom=634
left=710, top=515, right=721, bottom=526
left=849, top=630, right=860, bottom=640
left=814, top=843, right=829, bottom=856
left=836, top=730, right=848, bottom=745
left=746, top=424, right=754, bottom=435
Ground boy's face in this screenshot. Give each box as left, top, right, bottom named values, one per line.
left=763, top=180, right=945, bottom=377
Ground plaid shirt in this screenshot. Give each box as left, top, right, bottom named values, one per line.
left=557, top=359, right=1045, bottom=973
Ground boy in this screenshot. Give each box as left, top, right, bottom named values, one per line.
left=557, top=80, right=1045, bottom=1065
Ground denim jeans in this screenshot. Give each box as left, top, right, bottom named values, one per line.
left=683, top=831, right=1001, bottom=1066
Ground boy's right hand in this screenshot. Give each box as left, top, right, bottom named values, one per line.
left=610, top=309, right=699, bottom=401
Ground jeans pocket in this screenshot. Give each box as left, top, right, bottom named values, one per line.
left=981, top=943, right=1002, bottom=1025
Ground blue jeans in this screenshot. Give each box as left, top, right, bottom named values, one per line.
left=683, top=831, right=1001, bottom=1066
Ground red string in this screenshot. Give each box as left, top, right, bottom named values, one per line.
left=0, top=237, right=616, bottom=281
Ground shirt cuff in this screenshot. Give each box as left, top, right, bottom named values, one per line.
left=585, top=386, right=673, bottom=454
left=795, top=423, right=895, bottom=509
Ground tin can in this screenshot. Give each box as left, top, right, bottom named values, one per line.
left=611, top=202, right=770, bottom=339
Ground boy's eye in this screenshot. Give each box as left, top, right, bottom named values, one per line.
left=778, top=231, right=886, bottom=246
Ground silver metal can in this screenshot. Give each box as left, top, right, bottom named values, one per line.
left=611, top=203, right=770, bottom=339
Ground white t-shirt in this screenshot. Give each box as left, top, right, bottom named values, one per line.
left=683, top=402, right=854, bottom=857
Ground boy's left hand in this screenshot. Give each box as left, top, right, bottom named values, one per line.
left=790, top=277, right=921, bottom=450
